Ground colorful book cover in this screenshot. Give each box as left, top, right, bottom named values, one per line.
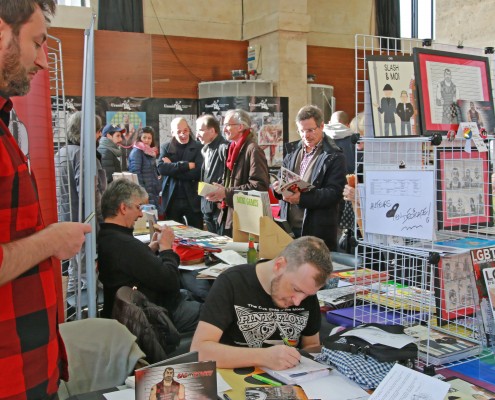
left=444, top=376, right=495, bottom=399
left=245, top=385, right=308, bottom=400
left=404, top=325, right=480, bottom=365
left=470, top=247, right=495, bottom=343
left=435, top=236, right=495, bottom=249
left=135, top=360, right=217, bottom=400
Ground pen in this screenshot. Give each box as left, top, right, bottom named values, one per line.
left=83, top=211, right=95, bottom=224
left=251, top=374, right=282, bottom=386
left=223, top=393, right=233, bottom=400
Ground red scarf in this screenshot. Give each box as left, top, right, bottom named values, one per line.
left=226, top=130, right=250, bottom=171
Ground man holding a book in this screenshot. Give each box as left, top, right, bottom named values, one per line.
left=273, top=105, right=346, bottom=251
left=190, top=236, right=333, bottom=370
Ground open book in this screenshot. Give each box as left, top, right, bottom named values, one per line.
left=263, top=356, right=330, bottom=385
left=278, top=167, right=314, bottom=197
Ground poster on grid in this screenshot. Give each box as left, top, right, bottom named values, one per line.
left=364, top=170, right=435, bottom=240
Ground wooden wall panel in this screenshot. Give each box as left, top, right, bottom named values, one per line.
left=151, top=35, right=248, bottom=98
left=48, top=28, right=356, bottom=116
left=48, top=27, right=247, bottom=99
left=48, top=28, right=85, bottom=96
left=307, top=46, right=356, bottom=120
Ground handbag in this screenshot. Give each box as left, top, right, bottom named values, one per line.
left=323, top=323, right=418, bottom=363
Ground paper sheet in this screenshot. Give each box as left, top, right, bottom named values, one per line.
left=369, top=364, right=450, bottom=400
left=103, top=388, right=135, bottom=400
left=216, top=372, right=232, bottom=396
left=215, top=249, right=247, bottom=265
left=300, top=369, right=369, bottom=400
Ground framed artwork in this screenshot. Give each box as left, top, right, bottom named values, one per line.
left=436, top=148, right=491, bottom=230
left=367, top=55, right=420, bottom=137
left=413, top=48, right=494, bottom=136
left=435, top=253, right=477, bottom=323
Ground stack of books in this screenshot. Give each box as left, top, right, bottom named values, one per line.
left=404, top=324, right=481, bottom=365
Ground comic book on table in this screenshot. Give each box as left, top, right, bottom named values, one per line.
left=135, top=352, right=217, bottom=400
left=245, top=385, right=309, bottom=400
left=278, top=167, right=314, bottom=197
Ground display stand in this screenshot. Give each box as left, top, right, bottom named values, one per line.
left=232, top=211, right=293, bottom=260
left=348, top=34, right=495, bottom=372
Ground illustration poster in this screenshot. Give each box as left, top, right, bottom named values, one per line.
left=364, top=170, right=435, bottom=240
left=367, top=55, right=420, bottom=137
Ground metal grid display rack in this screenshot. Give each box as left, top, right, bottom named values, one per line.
left=348, top=34, right=495, bottom=372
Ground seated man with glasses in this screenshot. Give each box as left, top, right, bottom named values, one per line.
left=97, top=178, right=201, bottom=333
left=158, top=117, right=203, bottom=229
left=272, top=105, right=346, bottom=251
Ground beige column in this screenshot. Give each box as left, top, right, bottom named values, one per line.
left=243, top=1, right=310, bottom=141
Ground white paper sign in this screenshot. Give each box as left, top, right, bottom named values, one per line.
left=365, top=170, right=435, bottom=240
left=369, top=364, right=449, bottom=400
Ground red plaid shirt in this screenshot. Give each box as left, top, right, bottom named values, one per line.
left=0, top=96, right=67, bottom=400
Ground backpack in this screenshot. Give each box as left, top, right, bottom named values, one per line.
left=112, top=286, right=181, bottom=364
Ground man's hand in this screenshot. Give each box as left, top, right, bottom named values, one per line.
left=205, top=183, right=226, bottom=203
left=261, top=345, right=301, bottom=370
left=272, top=181, right=281, bottom=194
left=158, top=226, right=175, bottom=251
left=149, top=232, right=159, bottom=253
left=283, top=190, right=301, bottom=205
left=46, top=222, right=92, bottom=260
left=188, top=162, right=195, bottom=169
left=162, top=157, right=172, bottom=163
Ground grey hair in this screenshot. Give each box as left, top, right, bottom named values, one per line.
left=66, top=111, right=82, bottom=145
left=101, top=178, right=148, bottom=219
left=224, top=109, right=251, bottom=130
left=67, top=112, right=104, bottom=145
left=280, top=236, right=333, bottom=286
left=296, top=105, right=324, bottom=126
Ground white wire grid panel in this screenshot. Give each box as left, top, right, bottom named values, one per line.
left=350, top=34, right=495, bottom=370
left=47, top=35, right=80, bottom=321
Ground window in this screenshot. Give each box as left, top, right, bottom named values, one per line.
left=57, top=0, right=90, bottom=6
left=400, top=0, right=434, bottom=39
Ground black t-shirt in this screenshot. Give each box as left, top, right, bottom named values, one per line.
left=200, top=264, right=321, bottom=348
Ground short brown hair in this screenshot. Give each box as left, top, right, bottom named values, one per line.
left=0, top=1, right=56, bottom=35
left=280, top=236, right=333, bottom=286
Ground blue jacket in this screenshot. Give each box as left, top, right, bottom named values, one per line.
left=128, top=147, right=161, bottom=207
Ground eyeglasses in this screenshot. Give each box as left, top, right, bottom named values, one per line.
left=128, top=203, right=144, bottom=211
left=298, top=127, right=319, bottom=135
left=174, top=129, right=190, bottom=135
left=224, top=123, right=240, bottom=128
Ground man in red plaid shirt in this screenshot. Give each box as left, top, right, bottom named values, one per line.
left=0, top=2, right=91, bottom=399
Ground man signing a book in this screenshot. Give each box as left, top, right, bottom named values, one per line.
left=191, top=236, right=333, bottom=370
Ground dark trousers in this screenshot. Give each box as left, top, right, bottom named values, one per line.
left=166, top=197, right=203, bottom=229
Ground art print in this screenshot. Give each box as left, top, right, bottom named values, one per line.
left=414, top=48, right=494, bottom=136
left=367, top=55, right=420, bottom=137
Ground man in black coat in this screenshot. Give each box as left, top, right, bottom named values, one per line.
left=196, top=114, right=228, bottom=234
left=97, top=179, right=200, bottom=333
left=273, top=105, right=346, bottom=251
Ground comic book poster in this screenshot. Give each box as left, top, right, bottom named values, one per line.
left=135, top=361, right=216, bottom=400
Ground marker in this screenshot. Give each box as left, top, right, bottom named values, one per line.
left=251, top=374, right=282, bottom=386
left=223, top=394, right=233, bottom=400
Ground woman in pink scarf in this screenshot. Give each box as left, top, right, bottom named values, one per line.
left=128, top=126, right=161, bottom=207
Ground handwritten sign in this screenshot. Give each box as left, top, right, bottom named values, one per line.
left=364, top=170, right=435, bottom=240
